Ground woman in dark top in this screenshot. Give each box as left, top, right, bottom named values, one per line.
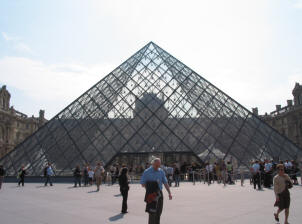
left=118, top=167, right=129, bottom=214
left=73, top=165, right=82, bottom=187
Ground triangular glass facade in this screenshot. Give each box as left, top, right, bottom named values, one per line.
left=1, top=42, right=301, bottom=176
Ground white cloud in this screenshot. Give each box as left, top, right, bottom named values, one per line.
left=293, top=0, right=302, bottom=8
left=1, top=32, right=19, bottom=41
left=13, top=42, right=34, bottom=54
left=0, top=56, right=113, bottom=118
left=1, top=32, right=34, bottom=55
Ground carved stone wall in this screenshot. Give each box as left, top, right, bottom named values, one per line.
left=0, top=85, right=47, bottom=158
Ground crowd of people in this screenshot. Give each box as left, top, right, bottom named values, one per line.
left=250, top=159, right=300, bottom=190
left=0, top=159, right=301, bottom=190
left=0, top=158, right=301, bottom=224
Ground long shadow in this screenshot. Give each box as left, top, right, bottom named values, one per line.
left=114, top=194, right=122, bottom=197
left=109, top=213, right=124, bottom=222
left=36, top=185, right=46, bottom=188
left=87, top=190, right=99, bottom=193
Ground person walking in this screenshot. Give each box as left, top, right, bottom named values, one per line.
left=173, top=164, right=180, bottom=187
left=88, top=167, right=94, bottom=185
left=83, top=164, right=89, bottom=187
left=18, top=165, right=26, bottom=187
left=118, top=167, right=130, bottom=214
left=0, top=164, right=5, bottom=190
left=94, top=162, right=105, bottom=191
left=226, top=161, right=234, bottom=184
left=73, top=165, right=82, bottom=187
left=264, top=160, right=272, bottom=188
left=166, top=165, right=173, bottom=187
left=110, top=165, right=117, bottom=185
left=44, top=163, right=54, bottom=186
left=274, top=164, right=293, bottom=224
left=205, top=163, right=212, bottom=184
left=215, top=162, right=222, bottom=184
left=251, top=161, right=261, bottom=190
left=140, top=158, right=172, bottom=224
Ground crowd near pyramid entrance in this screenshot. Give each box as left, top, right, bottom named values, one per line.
left=1, top=41, right=301, bottom=176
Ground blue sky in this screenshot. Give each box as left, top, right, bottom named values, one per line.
left=0, top=0, right=302, bottom=119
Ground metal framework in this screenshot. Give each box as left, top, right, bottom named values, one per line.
left=1, top=42, right=301, bottom=176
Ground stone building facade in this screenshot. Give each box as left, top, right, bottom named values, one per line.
left=254, top=82, right=302, bottom=149
left=0, top=85, right=47, bottom=158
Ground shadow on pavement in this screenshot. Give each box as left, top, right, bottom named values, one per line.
left=109, top=213, right=124, bottom=222
left=87, top=190, right=99, bottom=193
left=114, top=194, right=122, bottom=197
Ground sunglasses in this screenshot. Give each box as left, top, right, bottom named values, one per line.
left=279, top=169, right=284, bottom=171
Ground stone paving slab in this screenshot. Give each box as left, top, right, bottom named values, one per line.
left=0, top=181, right=301, bottom=224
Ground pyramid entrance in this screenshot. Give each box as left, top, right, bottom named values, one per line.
left=1, top=42, right=301, bottom=176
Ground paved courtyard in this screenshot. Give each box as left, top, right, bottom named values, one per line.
left=0, top=181, right=301, bottom=224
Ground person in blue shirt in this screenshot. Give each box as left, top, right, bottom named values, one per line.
left=141, top=158, right=172, bottom=224
left=251, top=161, right=261, bottom=190
left=44, top=162, right=54, bottom=186
left=264, top=160, right=272, bottom=188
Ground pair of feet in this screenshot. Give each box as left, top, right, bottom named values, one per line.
left=274, top=213, right=289, bottom=224
left=121, top=211, right=128, bottom=214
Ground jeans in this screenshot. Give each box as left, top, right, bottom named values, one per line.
left=148, top=191, right=163, bottom=224
left=74, top=176, right=81, bottom=187
left=45, top=175, right=53, bottom=186
left=174, top=175, right=180, bottom=187
left=121, top=188, right=128, bottom=213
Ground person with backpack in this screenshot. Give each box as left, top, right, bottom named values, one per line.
left=0, top=164, right=5, bottom=190
left=18, top=165, right=26, bottom=187
left=141, top=158, right=172, bottom=224
left=44, top=163, right=54, bottom=186
left=226, top=161, right=234, bottom=184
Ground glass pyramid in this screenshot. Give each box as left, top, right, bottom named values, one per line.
left=1, top=42, right=301, bottom=176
